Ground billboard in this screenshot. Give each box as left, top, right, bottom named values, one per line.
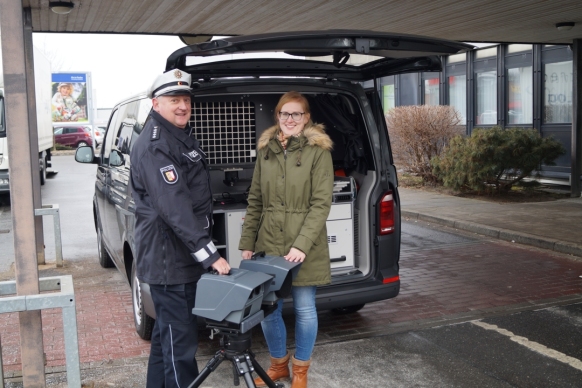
left=51, top=72, right=91, bottom=123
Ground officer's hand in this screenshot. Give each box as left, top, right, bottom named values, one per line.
left=241, top=250, right=254, bottom=260
left=211, top=257, right=230, bottom=275
left=284, top=247, right=306, bottom=263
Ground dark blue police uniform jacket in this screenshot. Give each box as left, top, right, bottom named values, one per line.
left=130, top=110, right=219, bottom=285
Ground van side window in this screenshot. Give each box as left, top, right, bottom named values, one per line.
left=101, top=108, right=120, bottom=166
left=136, top=98, right=153, bottom=132
left=115, top=121, right=135, bottom=158
left=112, top=100, right=144, bottom=167
left=131, top=98, right=152, bottom=146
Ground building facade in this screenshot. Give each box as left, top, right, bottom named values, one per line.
left=373, top=44, right=574, bottom=181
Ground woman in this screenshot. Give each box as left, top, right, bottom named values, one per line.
left=239, top=91, right=334, bottom=388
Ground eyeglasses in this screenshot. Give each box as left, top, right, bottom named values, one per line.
left=278, top=112, right=305, bottom=121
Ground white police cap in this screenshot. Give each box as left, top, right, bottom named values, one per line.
left=148, top=69, right=192, bottom=99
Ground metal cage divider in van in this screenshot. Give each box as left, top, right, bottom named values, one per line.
left=189, top=101, right=257, bottom=165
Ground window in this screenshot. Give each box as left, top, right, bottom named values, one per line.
left=474, top=47, right=498, bottom=125
left=507, top=66, right=533, bottom=124
left=448, top=75, right=466, bottom=124
left=476, top=47, right=497, bottom=59
left=399, top=73, right=418, bottom=106
left=136, top=98, right=153, bottom=129
left=53, top=127, right=63, bottom=135
left=380, top=76, right=395, bottom=114
left=506, top=45, right=533, bottom=125
left=101, top=108, right=120, bottom=166
left=115, top=122, right=134, bottom=156
left=544, top=61, right=573, bottom=123
left=446, top=53, right=466, bottom=125
left=423, top=74, right=439, bottom=106
left=383, top=84, right=395, bottom=113
left=476, top=70, right=497, bottom=125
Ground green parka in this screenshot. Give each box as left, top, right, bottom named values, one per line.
left=238, top=123, right=334, bottom=286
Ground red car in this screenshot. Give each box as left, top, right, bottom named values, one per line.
left=53, top=125, right=94, bottom=148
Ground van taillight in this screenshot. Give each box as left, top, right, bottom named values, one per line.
left=379, top=191, right=395, bottom=235
left=383, top=275, right=400, bottom=284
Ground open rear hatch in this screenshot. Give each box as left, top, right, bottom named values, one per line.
left=165, top=30, right=473, bottom=81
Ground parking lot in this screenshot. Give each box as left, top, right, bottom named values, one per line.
left=0, top=155, right=581, bottom=387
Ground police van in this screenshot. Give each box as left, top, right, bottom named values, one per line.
left=76, top=30, right=471, bottom=339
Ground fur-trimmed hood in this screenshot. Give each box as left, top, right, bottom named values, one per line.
left=257, top=123, right=333, bottom=151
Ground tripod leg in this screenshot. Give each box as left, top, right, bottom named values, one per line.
left=233, top=354, right=257, bottom=388
left=187, top=350, right=225, bottom=388
left=247, top=351, right=283, bottom=388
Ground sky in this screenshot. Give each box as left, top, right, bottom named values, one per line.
left=29, top=33, right=494, bottom=112
left=33, top=33, right=186, bottom=109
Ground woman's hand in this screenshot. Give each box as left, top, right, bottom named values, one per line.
left=241, top=250, right=254, bottom=260
left=284, top=247, right=306, bottom=263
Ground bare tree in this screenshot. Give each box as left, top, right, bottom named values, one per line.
left=386, top=105, right=463, bottom=183
left=33, top=35, right=69, bottom=72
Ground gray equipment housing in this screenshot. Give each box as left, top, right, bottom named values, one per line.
left=239, top=255, right=302, bottom=303
left=192, top=268, right=272, bottom=325
left=192, top=255, right=302, bottom=330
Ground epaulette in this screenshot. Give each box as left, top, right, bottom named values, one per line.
left=151, top=126, right=160, bottom=141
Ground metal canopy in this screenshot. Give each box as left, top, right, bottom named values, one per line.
left=23, top=0, right=582, bottom=44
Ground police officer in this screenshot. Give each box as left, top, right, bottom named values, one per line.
left=130, top=69, right=230, bottom=387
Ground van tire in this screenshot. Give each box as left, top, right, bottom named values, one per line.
left=40, top=156, right=46, bottom=185
left=132, top=260, right=155, bottom=340
left=332, top=304, right=365, bottom=315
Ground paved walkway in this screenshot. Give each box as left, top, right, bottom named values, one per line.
left=399, top=187, right=582, bottom=257
left=0, top=187, right=581, bottom=386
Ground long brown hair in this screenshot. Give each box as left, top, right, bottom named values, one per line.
left=273, top=91, right=312, bottom=125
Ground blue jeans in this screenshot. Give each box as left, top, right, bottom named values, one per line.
left=261, top=285, right=317, bottom=361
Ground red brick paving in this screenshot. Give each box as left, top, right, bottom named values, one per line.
left=314, top=240, right=582, bottom=342
left=1, top=238, right=581, bottom=373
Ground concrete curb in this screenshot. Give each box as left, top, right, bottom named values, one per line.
left=402, top=210, right=582, bottom=258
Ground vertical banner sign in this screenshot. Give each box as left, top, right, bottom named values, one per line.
left=51, top=73, right=90, bottom=123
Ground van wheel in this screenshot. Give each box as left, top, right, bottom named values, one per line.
left=97, top=227, right=114, bottom=268
left=39, top=156, right=46, bottom=185
left=132, top=261, right=154, bottom=340
left=331, top=304, right=365, bottom=315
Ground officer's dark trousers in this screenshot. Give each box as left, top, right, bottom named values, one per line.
left=146, top=282, right=199, bottom=388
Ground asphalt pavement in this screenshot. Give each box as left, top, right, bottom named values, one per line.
left=0, top=156, right=581, bottom=387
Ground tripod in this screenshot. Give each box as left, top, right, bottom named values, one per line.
left=187, top=329, right=284, bottom=388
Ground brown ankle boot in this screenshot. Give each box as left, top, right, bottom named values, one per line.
left=291, top=355, right=311, bottom=388
left=254, top=352, right=290, bottom=387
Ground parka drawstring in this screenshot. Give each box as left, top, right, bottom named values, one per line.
left=296, top=148, right=303, bottom=166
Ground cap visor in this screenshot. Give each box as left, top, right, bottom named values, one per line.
left=155, top=88, right=192, bottom=97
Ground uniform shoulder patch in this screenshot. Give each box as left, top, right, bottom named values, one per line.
left=160, top=165, right=179, bottom=184
left=151, top=126, right=160, bottom=141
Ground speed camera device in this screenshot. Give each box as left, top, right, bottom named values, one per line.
left=192, top=254, right=301, bottom=333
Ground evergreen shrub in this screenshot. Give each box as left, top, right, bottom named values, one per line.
left=432, top=127, right=565, bottom=193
